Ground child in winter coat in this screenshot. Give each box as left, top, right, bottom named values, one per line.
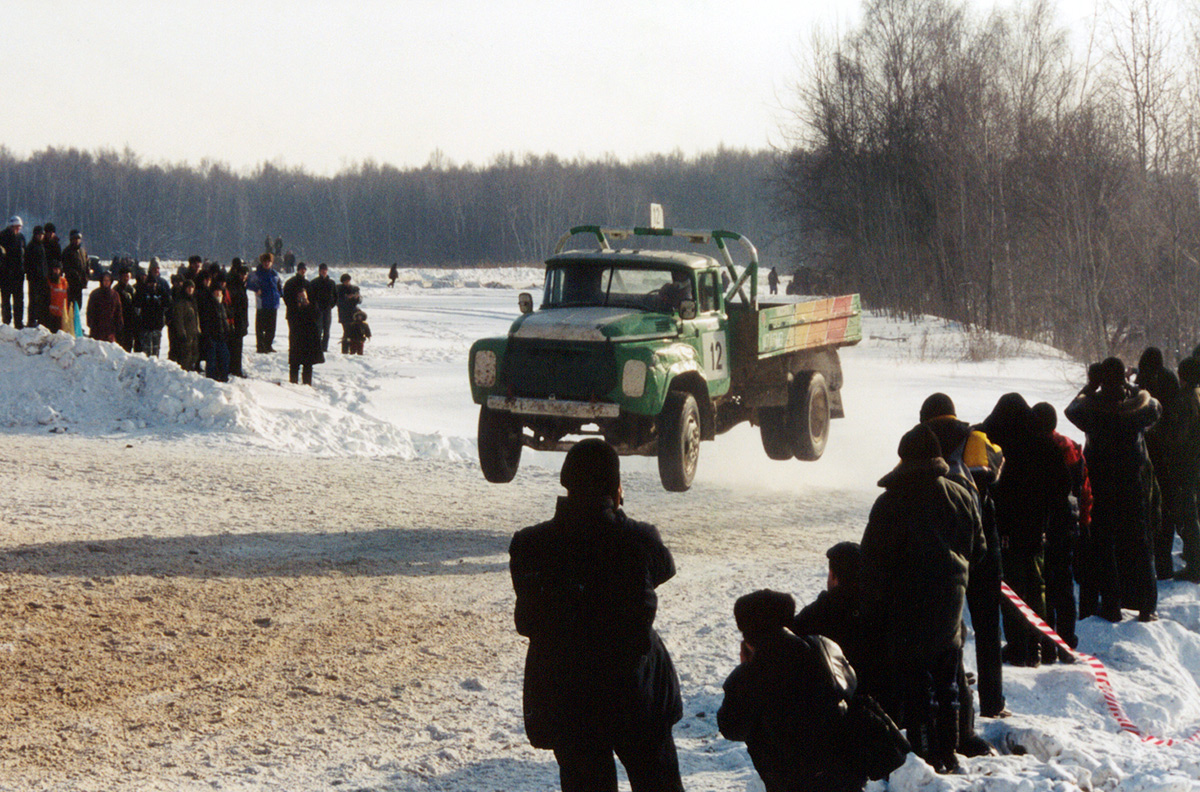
left=344, top=310, right=371, bottom=355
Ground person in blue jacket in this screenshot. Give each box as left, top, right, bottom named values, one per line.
left=246, top=252, right=283, bottom=353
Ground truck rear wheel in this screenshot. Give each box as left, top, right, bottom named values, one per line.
left=478, top=405, right=523, bottom=483
left=658, top=391, right=700, bottom=491
left=788, top=372, right=830, bottom=461
left=758, top=407, right=793, bottom=460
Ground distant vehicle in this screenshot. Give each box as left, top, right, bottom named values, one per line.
left=468, top=225, right=862, bottom=491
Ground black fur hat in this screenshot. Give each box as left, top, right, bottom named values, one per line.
left=898, top=424, right=942, bottom=461
left=734, top=589, right=795, bottom=638
left=560, top=438, right=620, bottom=497
left=919, top=392, right=956, bottom=423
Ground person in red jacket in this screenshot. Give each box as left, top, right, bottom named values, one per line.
left=86, top=270, right=124, bottom=342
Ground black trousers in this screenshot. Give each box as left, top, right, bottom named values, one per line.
left=255, top=308, right=277, bottom=352
left=1, top=281, right=24, bottom=328
left=228, top=333, right=245, bottom=375
left=553, top=726, right=683, bottom=792
left=899, top=648, right=961, bottom=769
left=966, top=515, right=1004, bottom=716
left=289, top=362, right=313, bottom=385
left=1044, top=537, right=1077, bottom=648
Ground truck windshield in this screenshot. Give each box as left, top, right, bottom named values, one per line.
left=543, top=263, right=693, bottom=313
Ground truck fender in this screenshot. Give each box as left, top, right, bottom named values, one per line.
left=663, top=369, right=715, bottom=440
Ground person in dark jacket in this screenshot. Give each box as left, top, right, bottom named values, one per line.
left=1032, top=401, right=1089, bottom=662
left=247, top=252, right=282, bottom=353
left=23, top=225, right=48, bottom=328
left=198, top=275, right=230, bottom=382
left=282, top=261, right=309, bottom=320
left=114, top=268, right=137, bottom=351
left=720, top=589, right=866, bottom=792
left=1136, top=347, right=1181, bottom=580
left=335, top=273, right=361, bottom=353
left=860, top=424, right=984, bottom=774
left=0, top=215, right=26, bottom=328
left=61, top=230, right=88, bottom=324
left=287, top=286, right=324, bottom=385
left=168, top=280, right=201, bottom=372
left=42, top=223, right=62, bottom=267
left=86, top=271, right=123, bottom=343
left=792, top=542, right=874, bottom=700
left=309, top=263, right=338, bottom=353
left=134, top=262, right=171, bottom=357
left=919, top=392, right=1008, bottom=719
left=509, top=439, right=684, bottom=792
left=1168, top=358, right=1200, bottom=581
left=388, top=262, right=399, bottom=287
left=227, top=260, right=250, bottom=377
left=1065, top=357, right=1161, bottom=622
left=344, top=309, right=371, bottom=354
left=981, top=393, right=1072, bottom=667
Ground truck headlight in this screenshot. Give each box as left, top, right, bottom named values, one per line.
left=622, top=360, right=647, bottom=397
left=473, top=350, right=497, bottom=387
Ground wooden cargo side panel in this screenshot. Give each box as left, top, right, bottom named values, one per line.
left=755, top=294, right=862, bottom=358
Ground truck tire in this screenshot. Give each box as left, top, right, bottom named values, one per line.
left=758, top=407, right=793, bottom=460
left=788, top=372, right=830, bottom=461
left=658, top=391, right=701, bottom=492
left=478, top=405, right=523, bottom=483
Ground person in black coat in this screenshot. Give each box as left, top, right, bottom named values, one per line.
left=335, top=273, right=362, bottom=353
left=0, top=215, right=26, bottom=328
left=227, top=261, right=250, bottom=377
left=860, top=424, right=984, bottom=774
left=792, top=542, right=874, bottom=698
left=1065, top=357, right=1162, bottom=622
left=720, top=589, right=865, bottom=792
left=23, top=225, right=49, bottom=328
left=509, top=439, right=684, bottom=792
left=287, top=286, right=324, bottom=385
left=309, top=263, right=338, bottom=353
left=134, top=262, right=172, bottom=357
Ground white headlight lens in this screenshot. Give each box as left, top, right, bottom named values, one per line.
left=473, top=350, right=497, bottom=387
left=622, top=360, right=647, bottom=397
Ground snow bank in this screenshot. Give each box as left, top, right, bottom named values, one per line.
left=0, top=323, right=473, bottom=460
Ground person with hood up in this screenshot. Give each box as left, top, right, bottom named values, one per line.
left=344, top=309, right=371, bottom=354
left=168, top=279, right=201, bottom=372
left=1065, top=357, right=1161, bottom=622
left=719, top=589, right=867, bottom=792
left=860, top=424, right=984, bottom=774
left=86, top=270, right=123, bottom=343
left=509, top=438, right=684, bottom=792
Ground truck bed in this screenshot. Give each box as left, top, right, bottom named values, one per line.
left=728, top=294, right=862, bottom=359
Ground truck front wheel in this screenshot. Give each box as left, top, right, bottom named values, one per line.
left=788, top=372, right=830, bottom=461
left=658, top=391, right=701, bottom=491
left=478, top=405, right=523, bottom=483
left=758, top=407, right=793, bottom=460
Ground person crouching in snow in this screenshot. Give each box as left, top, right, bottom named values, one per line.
left=87, top=270, right=123, bottom=343
left=345, top=310, right=371, bottom=355
left=719, top=589, right=870, bottom=792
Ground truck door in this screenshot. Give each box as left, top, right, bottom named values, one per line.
left=693, top=270, right=730, bottom=395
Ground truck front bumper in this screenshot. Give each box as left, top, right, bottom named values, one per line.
left=486, top=395, right=620, bottom=420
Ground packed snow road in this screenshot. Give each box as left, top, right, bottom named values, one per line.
left=0, top=433, right=856, bottom=792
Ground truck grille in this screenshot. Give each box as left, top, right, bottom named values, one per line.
left=503, top=339, right=617, bottom=401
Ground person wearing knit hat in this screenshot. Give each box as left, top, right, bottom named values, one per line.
left=859, top=424, right=984, bottom=774
left=918, top=393, right=1007, bottom=721
left=1066, top=359, right=1162, bottom=622
left=509, top=439, right=684, bottom=791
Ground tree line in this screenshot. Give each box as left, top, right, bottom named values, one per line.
left=777, top=0, right=1200, bottom=360
left=0, top=145, right=783, bottom=270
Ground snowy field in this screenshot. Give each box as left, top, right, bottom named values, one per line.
left=1, top=267, right=1198, bottom=791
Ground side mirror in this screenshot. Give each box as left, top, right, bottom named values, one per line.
left=518, top=292, right=533, bottom=314
left=678, top=299, right=697, bottom=320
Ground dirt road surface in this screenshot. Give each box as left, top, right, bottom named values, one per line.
left=0, top=434, right=866, bottom=791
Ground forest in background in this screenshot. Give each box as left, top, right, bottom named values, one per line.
left=782, top=0, right=1200, bottom=360
left=5, top=0, right=1200, bottom=361
left=0, top=145, right=782, bottom=271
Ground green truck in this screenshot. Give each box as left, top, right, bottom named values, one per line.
left=467, top=225, right=862, bottom=491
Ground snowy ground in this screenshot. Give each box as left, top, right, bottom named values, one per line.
left=0, top=267, right=1198, bottom=791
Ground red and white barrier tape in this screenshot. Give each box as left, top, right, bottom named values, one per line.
left=999, top=581, right=1200, bottom=746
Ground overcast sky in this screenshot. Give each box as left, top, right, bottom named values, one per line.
left=11, top=0, right=1102, bottom=176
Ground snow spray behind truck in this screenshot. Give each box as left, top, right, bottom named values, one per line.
left=467, top=225, right=862, bottom=491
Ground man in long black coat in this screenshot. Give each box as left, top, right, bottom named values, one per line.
left=1065, top=357, right=1161, bottom=621
left=860, top=424, right=984, bottom=774
left=509, top=439, right=684, bottom=792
